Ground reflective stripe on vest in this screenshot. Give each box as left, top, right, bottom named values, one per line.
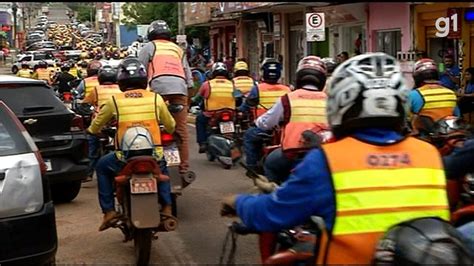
left=206, top=79, right=235, bottom=111
left=112, top=90, right=162, bottom=150
left=84, top=76, right=100, bottom=98
left=233, top=76, right=254, bottom=95
left=418, top=84, right=457, bottom=121
left=36, top=68, right=51, bottom=82
left=95, top=84, right=122, bottom=108
left=320, top=137, right=449, bottom=264
left=149, top=40, right=185, bottom=81
left=281, top=90, right=327, bottom=151
left=255, top=83, right=290, bottom=117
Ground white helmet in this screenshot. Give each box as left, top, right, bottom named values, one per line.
left=326, top=52, right=409, bottom=137
left=120, top=127, right=154, bottom=155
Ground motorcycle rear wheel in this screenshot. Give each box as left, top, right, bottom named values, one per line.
left=134, top=228, right=152, bottom=265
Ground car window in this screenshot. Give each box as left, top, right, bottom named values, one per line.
left=0, top=107, right=31, bottom=156
left=20, top=56, right=32, bottom=61
left=0, top=84, right=67, bottom=115
left=34, top=54, right=46, bottom=60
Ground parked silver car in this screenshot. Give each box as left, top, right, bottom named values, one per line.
left=0, top=100, right=57, bottom=265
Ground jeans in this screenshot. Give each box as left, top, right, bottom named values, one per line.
left=163, top=94, right=190, bottom=172
left=443, top=139, right=474, bottom=179
left=87, top=134, right=100, bottom=177
left=264, top=148, right=299, bottom=184
left=95, top=152, right=172, bottom=213
left=457, top=221, right=474, bottom=254
left=196, top=113, right=209, bottom=144
left=243, top=126, right=267, bottom=168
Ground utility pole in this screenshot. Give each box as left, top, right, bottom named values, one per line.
left=12, top=3, right=17, bottom=48
left=178, top=2, right=185, bottom=35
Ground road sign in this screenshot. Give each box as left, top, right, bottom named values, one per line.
left=306, top=12, right=325, bottom=42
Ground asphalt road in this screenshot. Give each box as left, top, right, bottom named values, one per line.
left=54, top=126, right=260, bottom=264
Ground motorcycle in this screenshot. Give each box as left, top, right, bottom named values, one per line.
left=161, top=103, right=197, bottom=217
left=205, top=108, right=242, bottom=169
left=112, top=127, right=178, bottom=265
left=413, top=115, right=474, bottom=226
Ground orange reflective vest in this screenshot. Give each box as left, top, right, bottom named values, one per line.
left=319, top=136, right=450, bottom=264
left=148, top=40, right=185, bottom=81
left=417, top=84, right=457, bottom=121
left=36, top=68, right=51, bottom=83
left=206, top=79, right=235, bottom=111
left=84, top=76, right=100, bottom=98
left=95, top=84, right=122, bottom=108
left=281, top=89, right=327, bottom=152
left=112, top=90, right=162, bottom=150
left=255, top=82, right=290, bottom=117
left=232, top=76, right=255, bottom=96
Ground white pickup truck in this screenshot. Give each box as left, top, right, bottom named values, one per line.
left=12, top=52, right=57, bottom=74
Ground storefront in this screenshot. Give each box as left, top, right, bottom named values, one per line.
left=414, top=3, right=474, bottom=75
left=367, top=3, right=411, bottom=57
left=208, top=22, right=237, bottom=61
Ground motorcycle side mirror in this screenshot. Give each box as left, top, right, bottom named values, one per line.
left=233, top=89, right=243, bottom=98
left=245, top=97, right=259, bottom=107
left=168, top=103, right=184, bottom=114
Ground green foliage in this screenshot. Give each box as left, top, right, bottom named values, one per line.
left=121, top=3, right=178, bottom=35
left=65, top=3, right=95, bottom=23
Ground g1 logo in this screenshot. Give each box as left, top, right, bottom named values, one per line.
left=435, top=13, right=458, bottom=38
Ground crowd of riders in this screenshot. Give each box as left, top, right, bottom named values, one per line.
left=20, top=17, right=474, bottom=264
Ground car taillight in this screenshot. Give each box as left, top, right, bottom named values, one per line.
left=161, top=131, right=174, bottom=145
left=70, top=114, right=84, bottom=132
left=34, top=150, right=47, bottom=176
left=221, top=112, right=231, bottom=121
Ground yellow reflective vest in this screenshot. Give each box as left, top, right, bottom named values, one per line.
left=206, top=79, right=235, bottom=111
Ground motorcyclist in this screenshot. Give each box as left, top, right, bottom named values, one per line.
left=51, top=63, right=76, bottom=94
left=239, top=58, right=290, bottom=174
left=409, top=58, right=460, bottom=134
left=221, top=53, right=451, bottom=264
left=16, top=62, right=33, bottom=78
left=32, top=60, right=51, bottom=84
left=138, top=20, right=194, bottom=175
left=232, top=60, right=256, bottom=100
left=192, top=62, right=236, bottom=153
left=76, top=60, right=102, bottom=99
left=68, top=59, right=80, bottom=78
left=83, top=65, right=122, bottom=182
left=262, top=56, right=329, bottom=183
left=321, top=57, right=337, bottom=94
left=86, top=58, right=176, bottom=231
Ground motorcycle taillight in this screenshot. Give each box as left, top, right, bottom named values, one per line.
left=70, top=114, right=84, bottom=132
left=161, top=132, right=174, bottom=145
left=63, top=92, right=72, bottom=102
left=132, top=161, right=156, bottom=174
left=221, top=112, right=231, bottom=121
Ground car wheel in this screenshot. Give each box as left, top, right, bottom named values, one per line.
left=51, top=180, right=82, bottom=203
left=11, top=65, right=18, bottom=74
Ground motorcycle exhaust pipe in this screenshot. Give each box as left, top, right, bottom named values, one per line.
left=157, top=215, right=178, bottom=232
left=181, top=171, right=196, bottom=188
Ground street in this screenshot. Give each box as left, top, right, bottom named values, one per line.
left=54, top=127, right=259, bottom=264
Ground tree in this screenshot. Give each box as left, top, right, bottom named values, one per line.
left=121, top=3, right=178, bottom=34
left=65, top=3, right=95, bottom=23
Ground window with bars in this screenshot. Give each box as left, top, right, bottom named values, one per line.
left=375, top=29, right=401, bottom=57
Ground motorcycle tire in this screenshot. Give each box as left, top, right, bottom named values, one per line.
left=134, top=229, right=152, bottom=266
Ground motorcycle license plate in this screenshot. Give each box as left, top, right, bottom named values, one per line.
left=219, top=121, right=235, bottom=134
left=130, top=177, right=157, bottom=194
left=163, top=145, right=181, bottom=167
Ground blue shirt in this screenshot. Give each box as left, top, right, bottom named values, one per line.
left=409, top=89, right=460, bottom=117
left=465, top=83, right=474, bottom=94
left=235, top=128, right=405, bottom=232
left=440, top=66, right=460, bottom=91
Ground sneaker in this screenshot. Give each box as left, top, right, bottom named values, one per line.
left=98, top=210, right=120, bottom=232
left=198, top=143, right=207, bottom=153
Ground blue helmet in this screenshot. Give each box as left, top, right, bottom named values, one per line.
left=261, top=58, right=282, bottom=83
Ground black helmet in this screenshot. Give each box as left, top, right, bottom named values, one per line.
left=295, top=56, right=327, bottom=90
left=373, top=217, right=474, bottom=265
left=80, top=61, right=88, bottom=68
left=137, top=35, right=144, bottom=42
left=147, top=20, right=171, bottom=41
left=61, top=63, right=71, bottom=72
left=210, top=62, right=228, bottom=79
left=261, top=58, right=282, bottom=83
left=116, top=58, right=148, bottom=91
left=98, top=65, right=117, bottom=85
left=321, top=57, right=337, bottom=75
left=38, top=60, right=47, bottom=68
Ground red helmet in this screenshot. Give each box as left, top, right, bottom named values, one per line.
left=413, top=58, right=439, bottom=87
left=295, top=56, right=327, bottom=90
